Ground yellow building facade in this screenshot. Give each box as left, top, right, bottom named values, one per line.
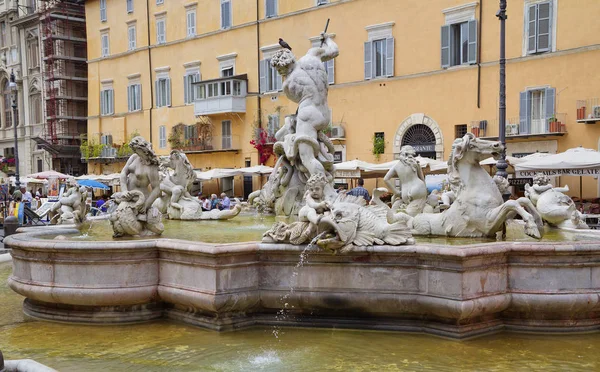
left=86, top=0, right=600, bottom=199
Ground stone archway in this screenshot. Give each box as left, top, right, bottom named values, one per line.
left=393, top=113, right=444, bottom=160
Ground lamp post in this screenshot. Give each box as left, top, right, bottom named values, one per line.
left=10, top=69, right=20, bottom=189
left=495, top=0, right=508, bottom=180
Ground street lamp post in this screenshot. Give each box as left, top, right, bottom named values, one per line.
left=495, top=0, right=508, bottom=180
left=10, top=70, right=20, bottom=189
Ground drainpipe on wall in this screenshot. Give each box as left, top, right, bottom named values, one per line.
left=146, top=0, right=154, bottom=143
left=256, top=0, right=262, bottom=165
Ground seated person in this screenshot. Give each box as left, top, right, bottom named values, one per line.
left=201, top=196, right=211, bottom=211
left=219, top=193, right=231, bottom=211
left=210, top=194, right=219, bottom=210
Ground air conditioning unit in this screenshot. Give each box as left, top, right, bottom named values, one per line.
left=593, top=105, right=600, bottom=119
left=506, top=123, right=519, bottom=135
left=330, top=126, right=345, bottom=138
left=101, top=146, right=117, bottom=158
left=100, top=134, right=113, bottom=145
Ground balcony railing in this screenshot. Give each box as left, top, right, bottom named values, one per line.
left=193, top=74, right=247, bottom=116
left=576, top=98, right=600, bottom=123
left=475, top=113, right=568, bottom=139
left=180, top=135, right=241, bottom=153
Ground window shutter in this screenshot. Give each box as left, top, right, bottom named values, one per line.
left=127, top=86, right=132, bottom=112
left=221, top=1, right=230, bottom=28
left=276, top=71, right=283, bottom=91
left=519, top=91, right=530, bottom=134
left=545, top=87, right=556, bottom=131
left=467, top=19, right=477, bottom=64
left=364, top=41, right=372, bottom=80
left=109, top=90, right=114, bottom=114
left=155, top=80, right=159, bottom=106
left=166, top=78, right=171, bottom=106
left=527, top=4, right=537, bottom=54
left=327, top=60, right=334, bottom=85
left=537, top=2, right=551, bottom=52
left=183, top=75, right=189, bottom=104
left=259, top=59, right=266, bottom=93
left=385, top=37, right=394, bottom=77
left=137, top=84, right=142, bottom=110
left=100, top=91, right=105, bottom=115
left=441, top=25, right=450, bottom=68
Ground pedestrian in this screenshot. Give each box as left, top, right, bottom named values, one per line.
left=219, top=193, right=231, bottom=210
left=347, top=178, right=370, bottom=202
left=94, top=195, right=106, bottom=215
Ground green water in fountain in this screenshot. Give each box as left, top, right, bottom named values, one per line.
left=45, top=212, right=596, bottom=245
left=1, top=262, right=598, bottom=371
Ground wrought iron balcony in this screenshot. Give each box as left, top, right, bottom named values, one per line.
left=193, top=74, right=247, bottom=116
left=180, top=135, right=240, bottom=154
left=477, top=113, right=568, bottom=140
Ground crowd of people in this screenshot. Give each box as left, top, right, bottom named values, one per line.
left=198, top=193, right=231, bottom=211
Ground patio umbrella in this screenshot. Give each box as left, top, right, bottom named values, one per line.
left=195, top=168, right=241, bottom=180
left=515, top=147, right=600, bottom=199
left=363, top=156, right=447, bottom=177
left=78, top=179, right=110, bottom=190
left=237, top=165, right=274, bottom=174
left=27, top=170, right=72, bottom=179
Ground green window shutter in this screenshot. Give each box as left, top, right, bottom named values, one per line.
left=259, top=59, right=266, bottom=93
left=519, top=91, right=530, bottom=134
left=467, top=19, right=477, bottom=64
left=441, top=25, right=450, bottom=68
left=544, top=87, right=556, bottom=131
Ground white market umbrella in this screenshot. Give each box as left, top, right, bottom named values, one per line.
left=334, top=159, right=372, bottom=171
left=364, top=157, right=447, bottom=176
left=515, top=147, right=600, bottom=199
left=195, top=168, right=241, bottom=181
left=26, top=170, right=72, bottom=179
left=237, top=165, right=274, bottom=175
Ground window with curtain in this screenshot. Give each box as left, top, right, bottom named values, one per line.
left=30, top=90, right=42, bottom=124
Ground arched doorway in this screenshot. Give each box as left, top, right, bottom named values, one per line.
left=394, top=113, right=444, bottom=160
left=401, top=124, right=437, bottom=159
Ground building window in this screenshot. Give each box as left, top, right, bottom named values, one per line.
left=186, top=9, right=196, bottom=37
left=3, top=81, right=15, bottom=127
left=127, top=0, right=134, bottom=13
left=317, top=0, right=328, bottom=5
left=155, top=75, right=171, bottom=107
left=37, top=158, right=42, bottom=173
left=30, top=90, right=42, bottom=124
left=259, top=58, right=282, bottom=93
left=26, top=0, right=36, bottom=14
left=265, top=0, right=277, bottom=18
left=100, top=0, right=107, bottom=21
left=519, top=87, right=555, bottom=135
left=100, top=87, right=114, bottom=116
left=0, top=22, right=6, bottom=48
left=156, top=18, right=166, bottom=44
left=128, top=25, right=136, bottom=50
left=101, top=32, right=109, bottom=57
left=127, top=83, right=142, bottom=112
left=221, top=66, right=234, bottom=77
left=221, top=0, right=232, bottom=29
left=267, top=114, right=279, bottom=138
left=526, top=1, right=552, bottom=54
left=156, top=0, right=164, bottom=5
left=184, top=70, right=200, bottom=104
left=222, top=120, right=232, bottom=149
left=27, top=37, right=39, bottom=69
left=455, top=124, right=467, bottom=138
left=159, top=125, right=167, bottom=148
left=441, top=20, right=477, bottom=68
left=364, top=37, right=394, bottom=80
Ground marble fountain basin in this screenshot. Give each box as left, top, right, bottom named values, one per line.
left=5, top=218, right=600, bottom=340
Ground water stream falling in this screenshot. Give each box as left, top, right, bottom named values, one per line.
left=272, top=231, right=327, bottom=340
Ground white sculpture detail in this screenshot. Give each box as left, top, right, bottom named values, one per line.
left=110, top=136, right=164, bottom=237
left=153, top=150, right=242, bottom=220
left=384, top=145, right=428, bottom=216
left=249, top=33, right=339, bottom=216
left=389, top=133, right=544, bottom=238
left=525, top=173, right=588, bottom=230
left=49, top=179, right=88, bottom=226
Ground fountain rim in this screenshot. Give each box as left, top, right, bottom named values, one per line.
left=5, top=225, right=600, bottom=258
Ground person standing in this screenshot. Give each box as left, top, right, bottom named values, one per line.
left=347, top=178, right=370, bottom=202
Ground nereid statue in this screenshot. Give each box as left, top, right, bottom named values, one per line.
left=110, top=136, right=164, bottom=237
left=49, top=179, right=88, bottom=226
left=154, top=150, right=242, bottom=220
left=525, top=173, right=588, bottom=230
left=384, top=145, right=428, bottom=216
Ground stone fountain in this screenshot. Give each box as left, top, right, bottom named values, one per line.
left=5, top=32, right=600, bottom=339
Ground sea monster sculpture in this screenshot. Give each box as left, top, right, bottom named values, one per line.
left=109, top=136, right=164, bottom=237
left=249, top=32, right=339, bottom=216
left=524, top=173, right=588, bottom=230
left=153, top=150, right=242, bottom=220
left=263, top=173, right=414, bottom=253
left=386, top=133, right=544, bottom=238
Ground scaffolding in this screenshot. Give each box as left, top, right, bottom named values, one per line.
left=34, top=0, right=87, bottom=175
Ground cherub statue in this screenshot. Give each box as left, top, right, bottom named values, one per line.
left=525, top=173, right=588, bottom=230
left=298, top=173, right=331, bottom=226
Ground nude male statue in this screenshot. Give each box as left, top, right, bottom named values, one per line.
left=384, top=145, right=428, bottom=217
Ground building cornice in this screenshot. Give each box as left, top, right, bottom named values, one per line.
left=216, top=53, right=237, bottom=61
left=442, top=1, right=479, bottom=15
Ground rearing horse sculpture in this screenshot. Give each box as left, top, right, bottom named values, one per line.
left=389, top=133, right=543, bottom=238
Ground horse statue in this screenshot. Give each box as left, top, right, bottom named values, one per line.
left=385, top=133, right=544, bottom=238
left=154, top=150, right=242, bottom=221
